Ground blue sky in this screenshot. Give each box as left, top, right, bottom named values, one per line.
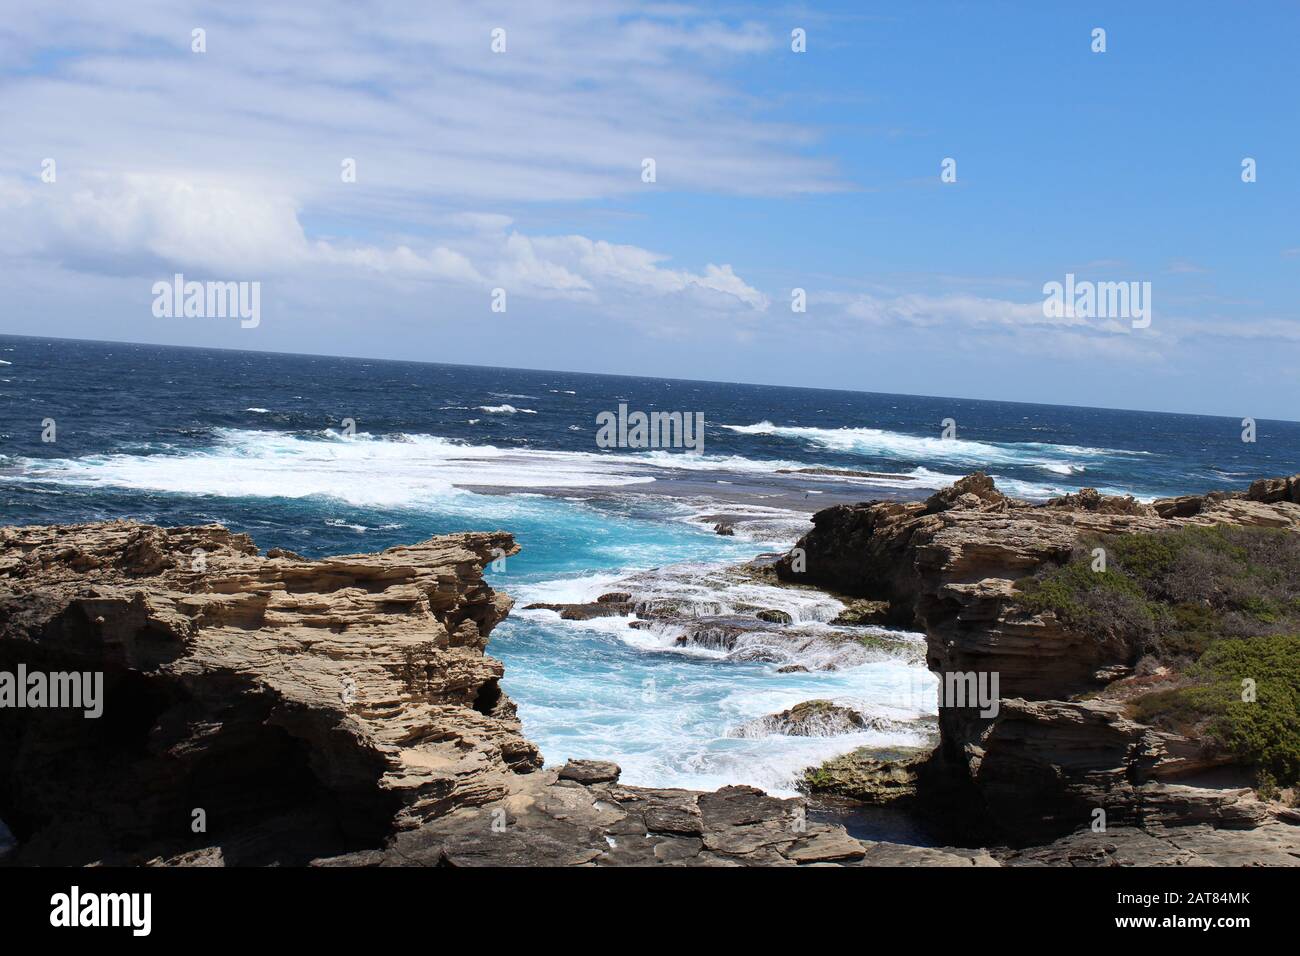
left=1, top=1, right=1297, bottom=419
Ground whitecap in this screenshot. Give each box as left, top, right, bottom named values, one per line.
left=478, top=404, right=537, bottom=415
left=6, top=427, right=655, bottom=508
left=721, top=420, right=1145, bottom=475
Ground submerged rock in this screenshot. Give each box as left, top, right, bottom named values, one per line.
left=523, top=600, right=633, bottom=619
left=830, top=599, right=890, bottom=626
left=751, top=699, right=868, bottom=736
left=518, top=557, right=925, bottom=673
left=734, top=700, right=936, bottom=744
left=776, top=467, right=916, bottom=481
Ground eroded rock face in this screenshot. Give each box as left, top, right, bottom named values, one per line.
left=801, top=746, right=931, bottom=803
left=1247, top=475, right=1300, bottom=505
left=777, top=473, right=1300, bottom=840
left=0, top=521, right=539, bottom=865
left=6, top=514, right=1297, bottom=866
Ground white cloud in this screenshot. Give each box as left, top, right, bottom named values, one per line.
left=0, top=1, right=837, bottom=205
left=0, top=2, right=793, bottom=326
left=826, top=290, right=1119, bottom=333
left=809, top=288, right=1174, bottom=363
left=1177, top=317, right=1300, bottom=341
left=506, top=233, right=769, bottom=308
left=0, top=172, right=764, bottom=312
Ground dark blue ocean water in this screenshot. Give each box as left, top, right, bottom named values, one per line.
left=3, top=335, right=1295, bottom=526
left=1, top=334, right=1296, bottom=798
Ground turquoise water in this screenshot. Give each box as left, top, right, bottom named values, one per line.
left=7, top=335, right=1297, bottom=793
left=486, top=501, right=935, bottom=794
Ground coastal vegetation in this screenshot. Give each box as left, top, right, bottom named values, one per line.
left=1013, top=525, right=1300, bottom=789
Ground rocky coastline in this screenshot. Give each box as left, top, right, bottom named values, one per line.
left=2, top=471, right=1299, bottom=866
left=781, top=471, right=1300, bottom=855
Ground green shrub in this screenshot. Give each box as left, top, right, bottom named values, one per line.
left=1015, top=560, right=1156, bottom=645
left=1013, top=525, right=1300, bottom=788
left=1014, top=525, right=1300, bottom=662
left=1130, top=635, right=1300, bottom=786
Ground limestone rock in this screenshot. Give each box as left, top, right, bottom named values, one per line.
left=557, top=759, right=621, bottom=785
left=1248, top=475, right=1300, bottom=504
left=802, top=746, right=931, bottom=802
left=321, top=772, right=878, bottom=867
left=0, top=520, right=539, bottom=865
left=8, top=505, right=1299, bottom=867
left=997, top=819, right=1300, bottom=867
left=830, top=598, right=891, bottom=626
left=746, top=699, right=868, bottom=737
left=776, top=472, right=1300, bottom=841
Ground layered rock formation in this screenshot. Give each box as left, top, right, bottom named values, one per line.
left=0, top=521, right=539, bottom=865
left=0, top=521, right=948, bottom=867
left=777, top=473, right=1300, bottom=842
left=4, top=493, right=1298, bottom=866
left=323, top=762, right=895, bottom=867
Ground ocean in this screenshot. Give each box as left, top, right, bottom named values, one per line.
left=2, top=334, right=1297, bottom=797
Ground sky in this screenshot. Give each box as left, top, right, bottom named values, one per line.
left=1, top=1, right=1297, bottom=420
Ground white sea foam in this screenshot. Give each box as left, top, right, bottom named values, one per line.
left=722, top=420, right=1141, bottom=470
left=8, top=415, right=989, bottom=796
left=478, top=404, right=537, bottom=414
left=324, top=518, right=369, bottom=533
left=505, top=651, right=937, bottom=795
left=11, top=428, right=655, bottom=508
left=512, top=562, right=927, bottom=676
left=8, top=425, right=1105, bottom=509
left=496, top=548, right=935, bottom=796
left=513, top=573, right=631, bottom=606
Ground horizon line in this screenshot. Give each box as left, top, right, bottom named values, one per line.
left=2, top=331, right=1295, bottom=426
